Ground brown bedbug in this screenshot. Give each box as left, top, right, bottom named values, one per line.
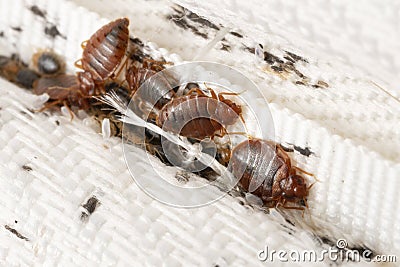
left=75, top=17, right=130, bottom=94
left=228, top=138, right=313, bottom=210
left=31, top=50, right=65, bottom=76
left=33, top=74, right=89, bottom=113
left=33, top=18, right=130, bottom=115
left=156, top=87, right=243, bottom=140
left=126, top=65, right=176, bottom=110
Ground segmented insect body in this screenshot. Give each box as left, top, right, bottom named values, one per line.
left=32, top=50, right=65, bottom=76
left=33, top=74, right=90, bottom=110
left=77, top=18, right=130, bottom=92
left=229, top=139, right=309, bottom=209
left=156, top=88, right=242, bottom=139
left=33, top=18, right=130, bottom=113
left=127, top=65, right=176, bottom=109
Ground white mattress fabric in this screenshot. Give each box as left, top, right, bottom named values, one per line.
left=0, top=0, right=399, bottom=266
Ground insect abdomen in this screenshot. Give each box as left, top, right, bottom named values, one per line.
left=157, top=96, right=224, bottom=139
left=82, top=18, right=129, bottom=82
left=229, top=139, right=284, bottom=204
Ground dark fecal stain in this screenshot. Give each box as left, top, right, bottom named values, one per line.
left=271, top=65, right=284, bottom=72
left=4, top=225, right=29, bottom=241
left=350, top=246, right=375, bottom=260
left=295, top=81, right=307, bottom=86
left=45, top=25, right=65, bottom=39
left=319, top=236, right=336, bottom=247
left=0, top=32, right=4, bottom=37
left=167, top=14, right=208, bottom=39
left=185, top=9, right=220, bottom=30
left=29, top=5, right=46, bottom=18
left=312, top=80, right=329, bottom=89
left=167, top=6, right=214, bottom=39
left=220, top=43, right=231, bottom=52
left=80, top=196, right=100, bottom=221
left=243, top=45, right=255, bottom=54
left=293, top=145, right=314, bottom=157
left=285, top=218, right=296, bottom=227
left=291, top=68, right=306, bottom=79
left=55, top=120, right=60, bottom=126
left=230, top=31, right=243, bottom=38
left=243, top=45, right=316, bottom=87
left=283, top=55, right=295, bottom=63
left=264, top=51, right=284, bottom=65
left=285, top=51, right=308, bottom=63
left=22, top=165, right=33, bottom=171
left=12, top=27, right=22, bottom=32
left=279, top=145, right=294, bottom=153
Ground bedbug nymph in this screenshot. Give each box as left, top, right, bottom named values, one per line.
left=75, top=17, right=130, bottom=94
left=156, top=87, right=242, bottom=140
left=229, top=139, right=311, bottom=209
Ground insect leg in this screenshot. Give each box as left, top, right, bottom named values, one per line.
left=74, top=59, right=83, bottom=70
left=81, top=40, right=88, bottom=49
left=62, top=100, right=75, bottom=121
left=111, top=56, right=129, bottom=81
left=217, top=91, right=239, bottom=101
left=186, top=87, right=206, bottom=96
left=36, top=99, right=63, bottom=112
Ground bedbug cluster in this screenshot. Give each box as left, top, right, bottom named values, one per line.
left=0, top=18, right=313, bottom=211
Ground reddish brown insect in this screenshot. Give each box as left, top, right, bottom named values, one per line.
left=126, top=65, right=176, bottom=110
left=156, top=87, right=242, bottom=140
left=33, top=74, right=90, bottom=113
left=229, top=138, right=312, bottom=210
left=75, top=17, right=130, bottom=94
left=33, top=18, right=130, bottom=115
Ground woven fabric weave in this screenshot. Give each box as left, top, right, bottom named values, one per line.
left=0, top=0, right=398, bottom=266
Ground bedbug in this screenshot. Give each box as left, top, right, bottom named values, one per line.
left=31, top=50, right=65, bottom=76
left=34, top=18, right=130, bottom=115
left=228, top=138, right=313, bottom=210
left=75, top=17, right=130, bottom=94
left=156, top=87, right=242, bottom=140
left=127, top=65, right=176, bottom=109
left=33, top=74, right=90, bottom=115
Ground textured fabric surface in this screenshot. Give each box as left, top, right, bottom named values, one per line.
left=0, top=0, right=399, bottom=266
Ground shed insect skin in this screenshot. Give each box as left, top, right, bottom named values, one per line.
left=229, top=139, right=312, bottom=210
left=75, top=18, right=130, bottom=94
left=156, top=87, right=242, bottom=140
left=32, top=50, right=65, bottom=76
